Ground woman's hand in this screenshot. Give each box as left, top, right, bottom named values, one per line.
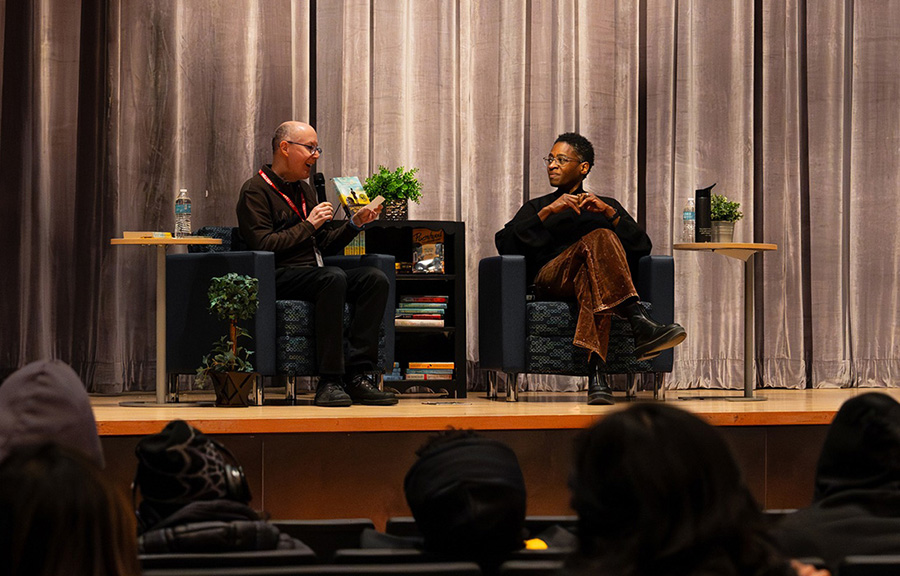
left=538, top=194, right=583, bottom=220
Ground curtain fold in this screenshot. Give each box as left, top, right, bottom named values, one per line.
left=2, top=0, right=899, bottom=392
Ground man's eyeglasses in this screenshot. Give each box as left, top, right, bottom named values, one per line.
left=287, top=141, right=323, bottom=156
left=543, top=155, right=580, bottom=167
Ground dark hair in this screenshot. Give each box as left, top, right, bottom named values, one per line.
left=405, top=430, right=527, bottom=565
left=568, top=404, right=792, bottom=576
left=272, top=123, right=292, bottom=153
left=555, top=132, right=595, bottom=169
left=0, top=442, right=140, bottom=576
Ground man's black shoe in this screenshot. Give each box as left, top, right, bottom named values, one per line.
left=587, top=368, right=614, bottom=406
left=315, top=377, right=352, bottom=407
left=626, top=303, right=686, bottom=361
left=346, top=373, right=398, bottom=406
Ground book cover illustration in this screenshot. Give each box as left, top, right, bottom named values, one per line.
left=412, top=228, right=444, bottom=273
left=331, top=176, right=371, bottom=218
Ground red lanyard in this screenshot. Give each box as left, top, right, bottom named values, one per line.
left=259, top=169, right=307, bottom=218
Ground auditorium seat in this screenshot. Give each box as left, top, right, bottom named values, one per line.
left=498, top=560, right=565, bottom=576
left=166, top=226, right=396, bottom=403
left=385, top=515, right=578, bottom=540
left=143, top=562, right=483, bottom=575
left=271, top=518, right=376, bottom=561
left=839, top=555, right=900, bottom=576
left=139, top=548, right=317, bottom=570
left=478, top=254, right=675, bottom=401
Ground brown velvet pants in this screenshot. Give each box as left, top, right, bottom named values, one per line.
left=533, top=228, right=638, bottom=361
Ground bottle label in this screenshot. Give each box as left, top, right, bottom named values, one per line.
left=175, top=203, right=191, bottom=215
left=683, top=211, right=695, bottom=220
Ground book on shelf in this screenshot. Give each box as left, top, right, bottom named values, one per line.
left=412, top=228, right=445, bottom=273
left=406, top=368, right=454, bottom=375
left=395, top=307, right=446, bottom=315
left=407, top=361, right=455, bottom=370
left=395, top=314, right=443, bottom=320
left=397, top=302, right=447, bottom=309
left=343, top=230, right=365, bottom=255
left=395, top=318, right=444, bottom=327
left=400, top=295, right=449, bottom=303
left=331, top=176, right=370, bottom=218
left=404, top=373, right=453, bottom=380
left=383, top=362, right=402, bottom=382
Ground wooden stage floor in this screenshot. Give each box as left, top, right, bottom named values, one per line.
left=92, top=387, right=890, bottom=525
left=92, top=387, right=882, bottom=436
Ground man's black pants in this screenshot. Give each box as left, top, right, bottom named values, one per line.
left=274, top=265, right=389, bottom=377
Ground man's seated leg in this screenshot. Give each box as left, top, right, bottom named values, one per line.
left=342, top=266, right=397, bottom=406
left=275, top=265, right=354, bottom=407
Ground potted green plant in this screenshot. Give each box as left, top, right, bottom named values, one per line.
left=710, top=193, right=743, bottom=243
left=363, top=165, right=422, bottom=220
left=196, top=272, right=259, bottom=406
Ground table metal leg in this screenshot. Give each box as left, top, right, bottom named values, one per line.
left=726, top=253, right=766, bottom=401
left=156, top=245, right=167, bottom=404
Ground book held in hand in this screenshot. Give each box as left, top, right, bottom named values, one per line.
left=331, top=176, right=371, bottom=218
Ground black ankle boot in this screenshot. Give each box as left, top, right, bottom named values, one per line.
left=625, top=302, right=687, bottom=361
left=587, top=362, right=614, bottom=406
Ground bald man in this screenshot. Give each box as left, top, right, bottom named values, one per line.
left=237, top=121, right=397, bottom=407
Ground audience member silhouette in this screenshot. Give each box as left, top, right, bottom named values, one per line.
left=0, top=359, right=104, bottom=467
left=0, top=442, right=141, bottom=576
left=770, top=392, right=900, bottom=570
left=134, top=419, right=311, bottom=554
left=402, top=430, right=529, bottom=568
left=566, top=403, right=829, bottom=576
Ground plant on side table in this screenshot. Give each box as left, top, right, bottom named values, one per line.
left=197, top=272, right=259, bottom=407
left=363, top=165, right=422, bottom=220
left=710, top=193, right=743, bottom=243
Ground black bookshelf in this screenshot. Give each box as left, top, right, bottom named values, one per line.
left=365, top=220, right=466, bottom=398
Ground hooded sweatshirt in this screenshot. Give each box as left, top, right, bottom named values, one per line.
left=0, top=359, right=104, bottom=468
left=770, top=392, right=900, bottom=568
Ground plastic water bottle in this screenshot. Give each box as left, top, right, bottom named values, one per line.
left=682, top=198, right=695, bottom=242
left=174, top=188, right=192, bottom=238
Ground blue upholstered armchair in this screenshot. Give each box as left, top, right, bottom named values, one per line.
left=478, top=254, right=675, bottom=401
left=166, top=226, right=395, bottom=403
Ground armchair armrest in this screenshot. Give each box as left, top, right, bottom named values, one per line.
left=323, top=253, right=396, bottom=371
left=636, top=255, right=676, bottom=372
left=636, top=255, right=674, bottom=324
left=478, top=255, right=527, bottom=373
left=166, top=251, right=277, bottom=376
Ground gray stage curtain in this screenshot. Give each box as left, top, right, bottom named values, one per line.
left=2, top=0, right=898, bottom=392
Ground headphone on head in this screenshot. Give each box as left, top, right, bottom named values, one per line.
left=132, top=434, right=251, bottom=532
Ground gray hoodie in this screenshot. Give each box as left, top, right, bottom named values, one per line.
left=0, top=359, right=104, bottom=467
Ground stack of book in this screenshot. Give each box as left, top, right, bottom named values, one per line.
left=394, top=295, right=448, bottom=327
left=405, top=361, right=454, bottom=380
left=382, top=362, right=402, bottom=382
left=343, top=231, right=365, bottom=255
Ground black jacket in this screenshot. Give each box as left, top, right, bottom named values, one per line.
left=495, top=186, right=652, bottom=284
left=770, top=393, right=900, bottom=569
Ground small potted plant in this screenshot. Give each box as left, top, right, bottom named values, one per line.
left=196, top=272, right=259, bottom=407
left=710, top=193, right=743, bottom=243
left=363, top=165, right=422, bottom=220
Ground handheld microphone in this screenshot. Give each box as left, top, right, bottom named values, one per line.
left=313, top=173, right=327, bottom=204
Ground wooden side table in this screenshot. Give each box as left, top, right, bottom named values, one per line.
left=673, top=242, right=778, bottom=400
left=111, top=236, right=221, bottom=405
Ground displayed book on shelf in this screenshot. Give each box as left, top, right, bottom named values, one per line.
left=395, top=295, right=447, bottom=325
left=412, top=228, right=445, bottom=273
